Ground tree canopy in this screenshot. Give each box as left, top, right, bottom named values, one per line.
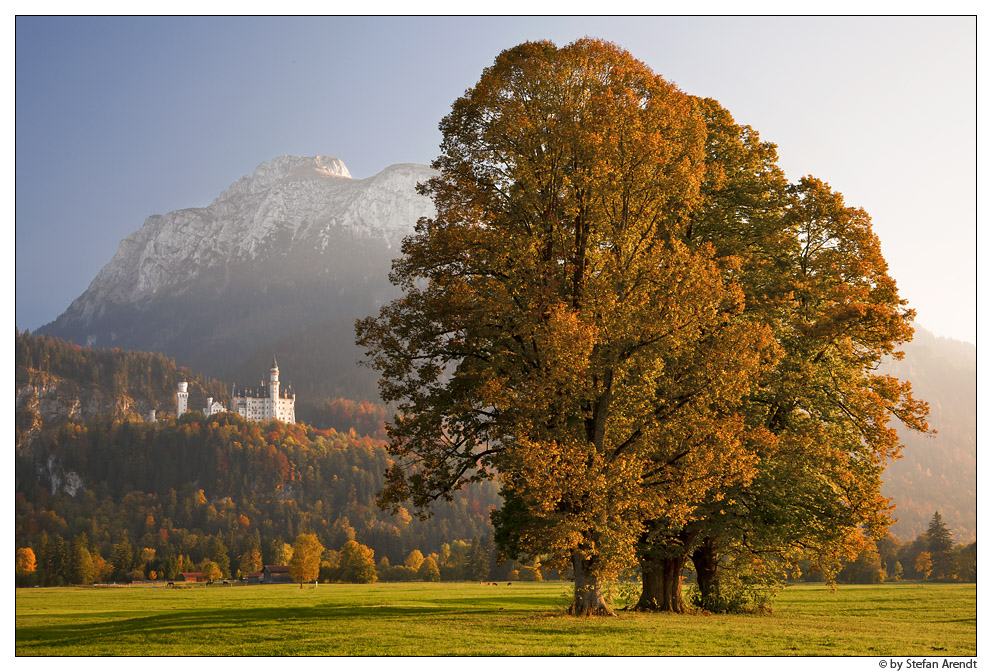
left=290, top=533, right=324, bottom=586
left=633, top=103, right=930, bottom=612
left=358, top=37, right=930, bottom=615
left=358, top=38, right=780, bottom=614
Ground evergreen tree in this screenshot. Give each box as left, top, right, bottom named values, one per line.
left=41, top=534, right=68, bottom=587
left=110, top=535, right=134, bottom=582
left=467, top=538, right=489, bottom=582
left=161, top=555, right=181, bottom=581
left=69, top=534, right=96, bottom=585
left=926, top=511, right=954, bottom=579
left=208, top=537, right=231, bottom=578
left=956, top=542, right=977, bottom=583
left=34, top=533, right=50, bottom=585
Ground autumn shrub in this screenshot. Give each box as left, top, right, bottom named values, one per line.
left=602, top=580, right=641, bottom=611
left=687, top=564, right=778, bottom=615
left=416, top=556, right=441, bottom=582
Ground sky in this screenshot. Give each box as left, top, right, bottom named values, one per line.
left=14, top=15, right=978, bottom=344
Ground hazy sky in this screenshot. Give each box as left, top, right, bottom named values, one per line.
left=14, top=16, right=977, bottom=344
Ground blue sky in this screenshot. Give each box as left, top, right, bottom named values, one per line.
left=14, top=16, right=977, bottom=344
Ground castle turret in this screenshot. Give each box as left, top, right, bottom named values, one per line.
left=269, top=355, right=279, bottom=405
left=177, top=381, right=189, bottom=416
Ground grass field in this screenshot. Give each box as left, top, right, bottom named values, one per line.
left=15, top=580, right=976, bottom=656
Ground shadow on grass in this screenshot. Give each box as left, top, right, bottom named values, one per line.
left=16, top=599, right=555, bottom=654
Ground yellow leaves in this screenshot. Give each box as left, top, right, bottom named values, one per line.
left=363, top=36, right=923, bottom=596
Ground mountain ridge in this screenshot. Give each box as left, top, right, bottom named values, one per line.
left=40, top=155, right=436, bottom=397
left=47, top=155, right=435, bottom=334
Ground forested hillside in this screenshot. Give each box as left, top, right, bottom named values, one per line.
left=880, top=326, right=976, bottom=542
left=15, top=330, right=228, bottom=450
left=16, top=330, right=389, bottom=443
left=15, top=331, right=501, bottom=585
left=15, top=412, right=499, bottom=580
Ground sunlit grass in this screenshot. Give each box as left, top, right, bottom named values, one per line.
left=15, top=581, right=976, bottom=656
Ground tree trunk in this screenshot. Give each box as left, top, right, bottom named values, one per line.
left=636, top=554, right=688, bottom=613
left=691, top=536, right=719, bottom=608
left=570, top=551, right=613, bottom=616
left=635, top=528, right=698, bottom=613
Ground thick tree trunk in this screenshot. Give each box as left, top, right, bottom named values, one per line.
left=570, top=551, right=613, bottom=616
left=635, top=528, right=699, bottom=613
left=636, top=555, right=688, bottom=613
left=691, top=537, right=720, bottom=608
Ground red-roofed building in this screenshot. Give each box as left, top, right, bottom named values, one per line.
left=263, top=565, right=293, bottom=583
left=181, top=572, right=204, bottom=582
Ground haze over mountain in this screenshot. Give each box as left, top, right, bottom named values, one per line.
left=41, top=155, right=436, bottom=400
left=879, top=327, right=976, bottom=543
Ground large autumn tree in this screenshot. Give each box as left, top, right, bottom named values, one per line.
left=357, top=38, right=775, bottom=614
left=635, top=117, right=929, bottom=611
left=630, top=95, right=791, bottom=612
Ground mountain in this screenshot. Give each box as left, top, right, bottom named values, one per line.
left=879, top=325, right=976, bottom=543
left=40, top=155, right=436, bottom=401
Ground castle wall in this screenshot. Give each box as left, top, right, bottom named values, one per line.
left=177, top=361, right=295, bottom=424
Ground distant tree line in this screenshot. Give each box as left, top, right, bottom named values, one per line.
left=295, top=397, right=390, bottom=439
left=822, top=511, right=976, bottom=585
left=13, top=525, right=549, bottom=588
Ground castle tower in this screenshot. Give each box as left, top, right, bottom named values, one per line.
left=177, top=381, right=189, bottom=416
left=269, top=355, right=280, bottom=410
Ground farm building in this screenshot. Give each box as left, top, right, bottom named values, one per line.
left=262, top=565, right=293, bottom=583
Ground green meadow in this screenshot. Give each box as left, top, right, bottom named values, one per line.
left=15, top=581, right=976, bottom=656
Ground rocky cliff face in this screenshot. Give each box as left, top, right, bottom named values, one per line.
left=41, top=156, right=436, bottom=398
left=54, top=156, right=434, bottom=329
left=15, top=368, right=144, bottom=452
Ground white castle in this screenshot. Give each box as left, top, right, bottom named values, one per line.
left=176, top=356, right=296, bottom=424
